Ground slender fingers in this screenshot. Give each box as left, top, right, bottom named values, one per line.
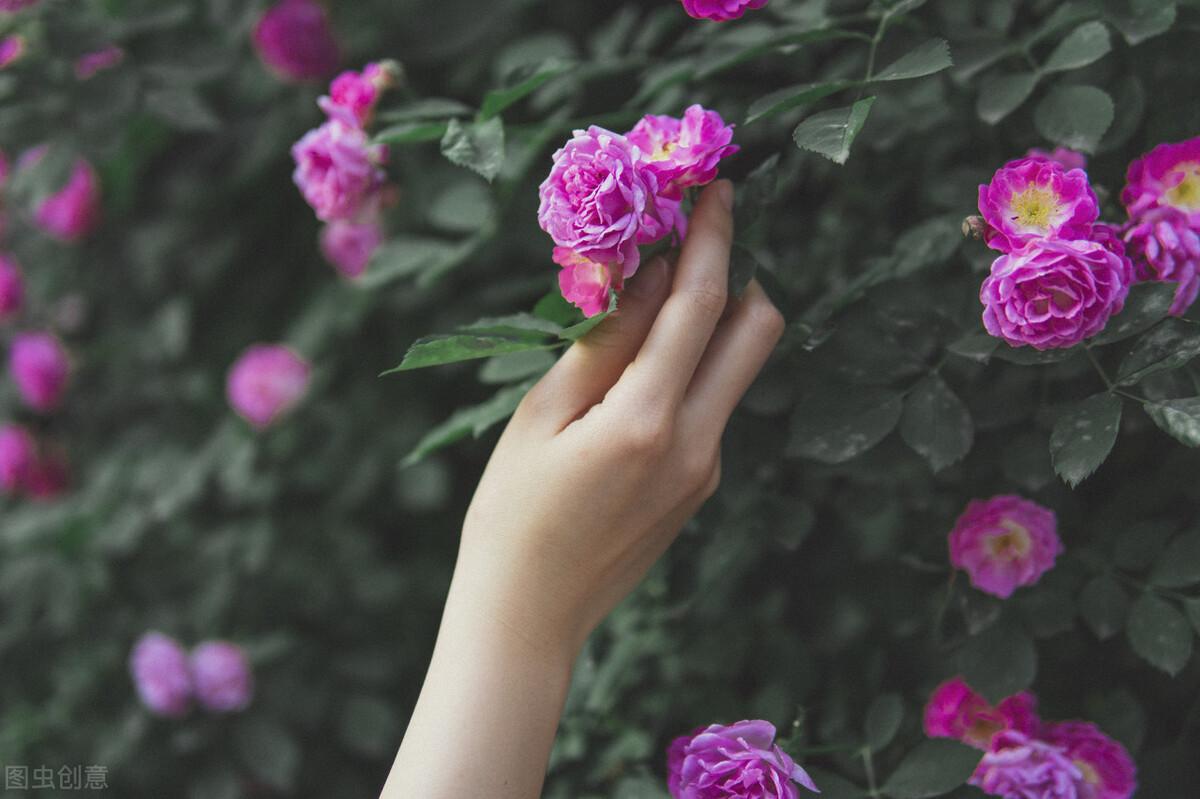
left=682, top=280, right=785, bottom=434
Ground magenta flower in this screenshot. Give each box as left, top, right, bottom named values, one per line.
left=318, top=61, right=396, bottom=126
left=1123, top=207, right=1200, bottom=316
left=981, top=238, right=1132, bottom=350
left=320, top=217, right=383, bottom=279
left=554, top=247, right=618, bottom=318
left=0, top=253, right=24, bottom=321
left=924, top=677, right=1039, bottom=750
left=680, top=0, right=769, bottom=22
left=252, top=0, right=339, bottom=82
left=129, top=633, right=193, bottom=718
left=1042, top=722, right=1136, bottom=799
left=948, top=495, right=1062, bottom=599
left=0, top=34, right=25, bottom=68
left=1026, top=147, right=1088, bottom=172
left=978, top=157, right=1099, bottom=253
left=191, top=641, right=254, bottom=713
left=538, top=126, right=671, bottom=280
left=33, top=158, right=101, bottom=242
left=667, top=720, right=818, bottom=799
left=227, top=344, right=311, bottom=429
left=74, top=45, right=125, bottom=80
left=1121, top=136, right=1200, bottom=224
left=9, top=331, right=70, bottom=413
left=0, top=423, right=34, bottom=492
left=971, top=730, right=1084, bottom=799
left=292, top=119, right=387, bottom=222
left=627, top=105, right=740, bottom=200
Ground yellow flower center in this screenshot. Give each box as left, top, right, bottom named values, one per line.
left=651, top=140, right=678, bottom=162
left=1166, top=162, right=1200, bottom=210
left=1009, top=186, right=1062, bottom=231
left=986, top=520, right=1033, bottom=561
left=1075, top=759, right=1100, bottom=785
left=965, top=718, right=1003, bottom=748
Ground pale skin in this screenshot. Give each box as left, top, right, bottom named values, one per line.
left=380, top=181, right=785, bottom=799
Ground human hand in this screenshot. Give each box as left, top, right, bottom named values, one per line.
left=454, top=180, right=785, bottom=656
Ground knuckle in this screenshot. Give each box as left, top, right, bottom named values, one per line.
left=701, top=464, right=722, bottom=500
left=681, top=281, right=728, bottom=317
left=747, top=297, right=786, bottom=340
left=620, top=413, right=674, bottom=457
left=681, top=447, right=720, bottom=491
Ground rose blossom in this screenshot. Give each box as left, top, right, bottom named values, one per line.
left=227, top=344, right=311, bottom=429
left=0, top=35, right=24, bottom=68
left=554, top=247, right=619, bottom=318
left=191, top=641, right=254, bottom=713
left=252, top=0, right=339, bottom=82
left=9, top=331, right=70, bottom=413
left=1042, top=721, right=1136, bottom=799
left=981, top=238, right=1132, bottom=350
left=538, top=126, right=672, bottom=280
left=0, top=423, right=34, bottom=492
left=680, top=0, right=769, bottom=22
left=33, top=158, right=101, bottom=242
left=667, top=720, right=818, bottom=799
left=924, top=677, right=1039, bottom=749
left=1026, top=147, right=1088, bottom=172
left=949, top=495, right=1062, bottom=599
left=1123, top=207, right=1200, bottom=316
left=74, top=45, right=125, bottom=80
left=978, top=157, right=1099, bottom=253
left=320, top=216, right=383, bottom=279
left=292, top=119, right=387, bottom=221
left=1121, top=136, right=1200, bottom=223
left=129, top=632, right=193, bottom=718
left=0, top=253, right=23, bottom=320
left=318, top=61, right=397, bottom=126
left=627, top=105, right=740, bottom=200
left=971, top=730, right=1085, bottom=799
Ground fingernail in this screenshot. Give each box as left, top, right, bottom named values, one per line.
left=629, top=257, right=667, bottom=297
left=715, top=180, right=734, bottom=211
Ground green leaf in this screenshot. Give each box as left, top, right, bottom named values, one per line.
left=900, top=375, right=974, bottom=472
left=559, top=295, right=617, bottom=340
left=1126, top=593, right=1194, bottom=675
left=441, top=116, right=506, bottom=182
left=976, top=72, right=1039, bottom=124
left=480, top=58, right=573, bottom=120
left=993, top=345, right=1080, bottom=365
left=865, top=693, right=904, bottom=752
left=882, top=739, right=981, bottom=799
left=462, top=313, right=565, bottom=339
left=947, top=332, right=998, bottom=363
left=1149, top=530, right=1200, bottom=588
left=792, top=97, right=876, bottom=165
left=1042, top=22, right=1112, bottom=73
left=1049, top=393, right=1122, bottom=487
left=384, top=335, right=558, bottom=374
left=956, top=622, right=1037, bottom=703
left=1117, top=319, right=1200, bottom=385
left=359, top=236, right=462, bottom=289
left=234, top=718, right=301, bottom=792
left=874, top=39, right=953, bottom=81
left=374, top=121, right=450, bottom=144
left=376, top=97, right=474, bottom=123
left=1112, top=2, right=1178, bottom=45
left=403, top=380, right=535, bottom=465
left=144, top=88, right=220, bottom=132
left=745, top=80, right=857, bottom=125
left=1078, top=574, right=1129, bottom=640
left=787, top=384, right=904, bottom=463
left=802, top=768, right=866, bottom=799
left=1092, top=283, right=1178, bottom=344
left=338, top=695, right=400, bottom=759
left=1033, top=85, right=1114, bottom=153
left=1186, top=598, right=1200, bottom=636
left=1145, top=398, right=1200, bottom=447
left=479, top=349, right=557, bottom=384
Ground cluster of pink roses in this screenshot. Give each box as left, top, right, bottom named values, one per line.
left=291, top=62, right=397, bottom=279
left=948, top=494, right=1062, bottom=599
left=667, top=719, right=818, bottom=799
left=130, top=632, right=254, bottom=718
left=925, top=677, right=1135, bottom=799
left=975, top=136, right=1200, bottom=350
left=538, top=106, right=739, bottom=315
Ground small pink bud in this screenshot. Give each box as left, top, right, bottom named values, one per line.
left=227, top=344, right=311, bottom=429
left=9, top=331, right=70, bottom=413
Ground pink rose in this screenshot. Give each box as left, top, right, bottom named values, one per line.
left=1042, top=721, right=1136, bottom=799
left=0, top=253, right=24, bottom=321
left=923, top=677, right=1039, bottom=750
left=668, top=720, right=818, bottom=799
left=292, top=119, right=387, bottom=221
left=191, top=641, right=254, bottom=713
left=981, top=238, right=1132, bottom=351
left=9, top=331, right=70, bottom=413
left=227, top=344, right=311, bottom=429
left=978, top=157, right=1099, bottom=253
left=129, top=632, right=193, bottom=718
left=554, top=247, right=618, bottom=318
left=0, top=423, right=35, bottom=492
left=252, top=0, right=339, bottom=82
left=1123, top=207, right=1200, bottom=317
left=320, top=216, right=383, bottom=279
left=948, top=495, right=1062, bottom=599
left=627, top=105, right=740, bottom=200
left=34, top=158, right=101, bottom=242
left=0, top=34, right=24, bottom=68
left=1026, top=147, right=1088, bottom=172
left=318, top=61, right=397, bottom=126
left=74, top=45, right=124, bottom=80
left=538, top=126, right=672, bottom=280
left=1121, top=136, right=1200, bottom=224
left=970, top=730, right=1085, bottom=799
left=680, top=0, right=769, bottom=22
